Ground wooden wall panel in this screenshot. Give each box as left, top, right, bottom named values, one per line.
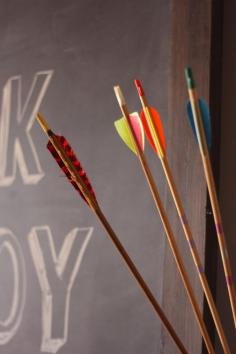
left=161, top=1, right=212, bottom=353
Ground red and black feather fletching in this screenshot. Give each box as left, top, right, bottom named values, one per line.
left=47, top=135, right=96, bottom=204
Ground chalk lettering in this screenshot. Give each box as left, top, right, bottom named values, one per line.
left=0, top=70, right=53, bottom=186
left=28, top=226, right=93, bottom=353
left=0, top=228, right=26, bottom=344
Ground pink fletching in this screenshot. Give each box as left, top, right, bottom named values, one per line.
left=129, top=112, right=145, bottom=152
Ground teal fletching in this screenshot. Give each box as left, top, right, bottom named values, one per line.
left=186, top=98, right=212, bottom=149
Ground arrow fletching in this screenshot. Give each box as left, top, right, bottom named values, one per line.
left=140, top=107, right=166, bottom=157
left=114, top=112, right=145, bottom=154
left=186, top=98, right=212, bottom=149
left=47, top=135, right=97, bottom=205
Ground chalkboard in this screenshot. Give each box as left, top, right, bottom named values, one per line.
left=0, top=1, right=172, bottom=353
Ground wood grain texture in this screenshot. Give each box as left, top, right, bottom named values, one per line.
left=161, top=1, right=212, bottom=353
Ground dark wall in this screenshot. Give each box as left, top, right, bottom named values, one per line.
left=0, top=1, right=171, bottom=354
left=216, top=0, right=236, bottom=352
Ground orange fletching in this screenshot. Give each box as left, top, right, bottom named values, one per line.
left=140, top=107, right=166, bottom=156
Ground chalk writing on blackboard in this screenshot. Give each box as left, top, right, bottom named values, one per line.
left=0, top=226, right=93, bottom=353
left=0, top=70, right=53, bottom=187
left=0, top=228, right=26, bottom=345
left=0, top=69, right=94, bottom=353
left=28, top=226, right=93, bottom=353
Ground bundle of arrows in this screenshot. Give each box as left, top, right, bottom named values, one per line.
left=35, top=67, right=235, bottom=354
left=36, top=113, right=187, bottom=354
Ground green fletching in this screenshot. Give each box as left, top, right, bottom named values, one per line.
left=185, top=67, right=195, bottom=88
left=114, top=117, right=137, bottom=154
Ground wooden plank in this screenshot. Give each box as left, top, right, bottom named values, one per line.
left=161, top=1, right=212, bottom=353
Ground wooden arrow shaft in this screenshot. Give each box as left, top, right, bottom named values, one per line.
left=187, top=85, right=236, bottom=328
left=119, top=102, right=215, bottom=354
left=202, top=153, right=236, bottom=327
left=93, top=204, right=188, bottom=354
left=135, top=84, right=229, bottom=351
left=39, top=115, right=188, bottom=354
left=37, top=114, right=188, bottom=353
left=160, top=156, right=231, bottom=354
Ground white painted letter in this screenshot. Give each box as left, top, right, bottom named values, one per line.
left=0, top=228, right=26, bottom=344
left=0, top=70, right=53, bottom=186
left=28, top=226, right=93, bottom=353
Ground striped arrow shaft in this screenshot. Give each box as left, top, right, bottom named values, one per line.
left=114, top=87, right=215, bottom=354
left=160, top=156, right=231, bottom=354
left=135, top=80, right=230, bottom=353
left=203, top=156, right=236, bottom=325
left=185, top=68, right=236, bottom=329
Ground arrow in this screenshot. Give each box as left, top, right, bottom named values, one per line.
left=185, top=67, right=236, bottom=329
left=114, top=86, right=215, bottom=354
left=134, top=79, right=230, bottom=354
left=36, top=113, right=187, bottom=354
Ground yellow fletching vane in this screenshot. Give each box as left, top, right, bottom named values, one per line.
left=114, top=112, right=145, bottom=155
